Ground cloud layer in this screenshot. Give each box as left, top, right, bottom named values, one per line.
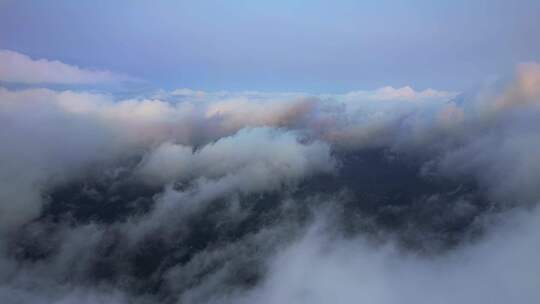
left=0, top=61, right=540, bottom=303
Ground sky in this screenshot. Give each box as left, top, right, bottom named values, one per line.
left=1, top=0, right=539, bottom=93
left=2, top=2, right=540, bottom=303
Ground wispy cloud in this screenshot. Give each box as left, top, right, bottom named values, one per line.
left=0, top=49, right=134, bottom=84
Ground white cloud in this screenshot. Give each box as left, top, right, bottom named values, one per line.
left=137, top=127, right=335, bottom=190
left=223, top=208, right=540, bottom=304
left=0, top=63, right=537, bottom=231
left=338, top=86, right=457, bottom=102
left=0, top=50, right=133, bottom=84
left=1, top=62, right=540, bottom=303
left=171, top=88, right=207, bottom=98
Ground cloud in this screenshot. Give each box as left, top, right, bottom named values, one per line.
left=222, top=207, right=540, bottom=304
left=340, top=86, right=457, bottom=102
left=1, top=62, right=540, bottom=303
left=170, top=88, right=207, bottom=98
left=0, top=62, right=536, bottom=233
left=0, top=87, right=328, bottom=232
left=137, top=128, right=334, bottom=189
left=0, top=50, right=133, bottom=84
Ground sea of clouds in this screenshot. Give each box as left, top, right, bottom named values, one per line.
left=1, top=51, right=540, bottom=303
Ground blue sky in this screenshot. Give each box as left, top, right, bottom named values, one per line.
left=1, top=0, right=539, bottom=92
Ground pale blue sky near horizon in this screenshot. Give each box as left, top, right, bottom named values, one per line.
left=1, top=0, right=539, bottom=93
